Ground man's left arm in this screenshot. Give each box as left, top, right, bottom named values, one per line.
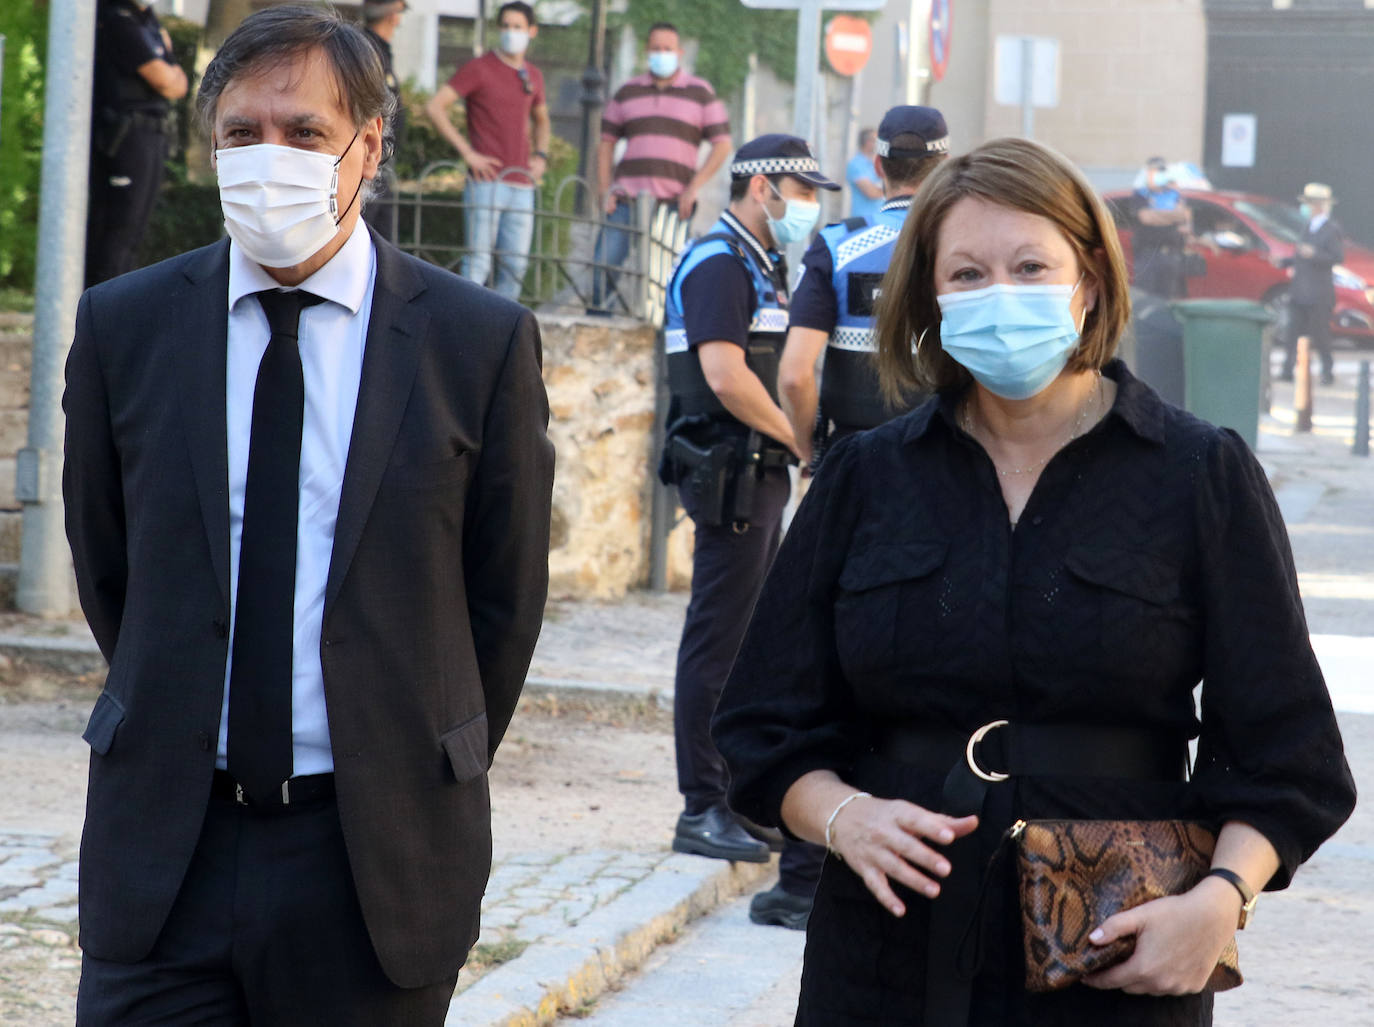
left=680, top=137, right=732, bottom=220
left=463, top=311, right=554, bottom=760
left=1315, top=222, right=1344, bottom=266
left=529, top=102, right=552, bottom=184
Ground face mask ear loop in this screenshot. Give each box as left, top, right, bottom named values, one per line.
left=1072, top=274, right=1088, bottom=335
left=332, top=130, right=364, bottom=226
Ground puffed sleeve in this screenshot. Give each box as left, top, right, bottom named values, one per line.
left=712, top=433, right=866, bottom=829
left=1189, top=428, right=1356, bottom=888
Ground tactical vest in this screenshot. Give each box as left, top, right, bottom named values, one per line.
left=664, top=217, right=789, bottom=421
left=818, top=198, right=917, bottom=429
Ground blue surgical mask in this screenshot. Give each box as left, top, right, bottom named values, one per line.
left=765, top=183, right=821, bottom=246
left=936, top=281, right=1085, bottom=400
left=648, top=51, right=679, bottom=79
left=1299, top=202, right=1314, bottom=220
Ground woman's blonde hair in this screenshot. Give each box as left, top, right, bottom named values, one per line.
left=874, top=137, right=1132, bottom=399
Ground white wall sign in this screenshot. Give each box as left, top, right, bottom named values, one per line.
left=993, top=35, right=1059, bottom=109
left=1221, top=113, right=1257, bottom=168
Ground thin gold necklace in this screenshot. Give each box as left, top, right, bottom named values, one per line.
left=962, top=372, right=1102, bottom=478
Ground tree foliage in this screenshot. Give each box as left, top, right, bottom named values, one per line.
left=0, top=0, right=49, bottom=290
left=613, top=0, right=799, bottom=98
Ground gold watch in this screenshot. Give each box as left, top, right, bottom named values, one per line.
left=1206, top=867, right=1257, bottom=929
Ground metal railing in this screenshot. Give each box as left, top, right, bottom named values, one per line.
left=370, top=164, right=689, bottom=322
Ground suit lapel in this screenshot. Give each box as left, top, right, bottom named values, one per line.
left=173, top=240, right=233, bottom=609
left=325, top=234, right=428, bottom=611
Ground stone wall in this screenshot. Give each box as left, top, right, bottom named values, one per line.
left=538, top=313, right=691, bottom=599
left=0, top=311, right=684, bottom=607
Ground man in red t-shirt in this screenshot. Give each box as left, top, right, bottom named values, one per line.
left=425, top=2, right=551, bottom=300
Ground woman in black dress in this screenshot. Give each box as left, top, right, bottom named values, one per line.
left=711, top=138, right=1355, bottom=1026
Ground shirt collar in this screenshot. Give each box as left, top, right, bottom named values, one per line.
left=1309, top=213, right=1329, bottom=232
left=719, top=210, right=779, bottom=278
left=904, top=360, right=1167, bottom=447
left=881, top=196, right=914, bottom=214
left=228, top=219, right=374, bottom=316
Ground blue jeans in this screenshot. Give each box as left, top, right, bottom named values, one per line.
left=463, top=179, right=536, bottom=301
left=591, top=198, right=635, bottom=313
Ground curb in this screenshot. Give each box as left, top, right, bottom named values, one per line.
left=0, top=633, right=106, bottom=676
left=449, top=854, right=775, bottom=1027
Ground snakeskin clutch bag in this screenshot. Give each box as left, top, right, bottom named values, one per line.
left=1012, top=819, right=1243, bottom=993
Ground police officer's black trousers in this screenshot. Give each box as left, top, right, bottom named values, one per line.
left=674, top=467, right=790, bottom=814
left=85, top=125, right=168, bottom=288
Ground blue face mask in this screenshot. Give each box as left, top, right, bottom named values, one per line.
left=648, top=51, right=679, bottom=78
left=765, top=182, right=821, bottom=246
left=1299, top=202, right=1314, bottom=220
left=936, top=281, right=1085, bottom=400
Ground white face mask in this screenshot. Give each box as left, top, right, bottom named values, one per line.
left=500, top=28, right=530, bottom=55
left=215, top=135, right=360, bottom=268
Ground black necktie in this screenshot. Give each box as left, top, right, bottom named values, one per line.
left=227, top=288, right=324, bottom=804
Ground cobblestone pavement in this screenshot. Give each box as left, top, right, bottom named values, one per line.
left=459, top=849, right=674, bottom=994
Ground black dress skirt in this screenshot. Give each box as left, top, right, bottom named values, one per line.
left=712, top=362, right=1356, bottom=1026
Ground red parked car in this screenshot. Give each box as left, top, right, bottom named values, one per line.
left=1104, top=188, right=1374, bottom=347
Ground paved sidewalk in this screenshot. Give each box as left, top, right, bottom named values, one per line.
left=1, top=359, right=1371, bottom=1024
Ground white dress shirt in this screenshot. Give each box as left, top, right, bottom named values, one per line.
left=217, top=221, right=376, bottom=776
left=1309, top=213, right=1330, bottom=234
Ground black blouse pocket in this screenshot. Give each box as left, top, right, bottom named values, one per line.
left=1064, top=544, right=1191, bottom=661
left=835, top=541, right=948, bottom=679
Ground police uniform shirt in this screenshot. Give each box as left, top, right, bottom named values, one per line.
left=365, top=28, right=407, bottom=151
left=679, top=228, right=784, bottom=350
left=95, top=0, right=173, bottom=115
left=788, top=232, right=844, bottom=332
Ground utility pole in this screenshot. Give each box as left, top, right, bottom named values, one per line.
left=17, top=0, right=95, bottom=615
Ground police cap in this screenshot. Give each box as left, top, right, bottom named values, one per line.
left=875, top=106, right=950, bottom=160
left=730, top=134, right=841, bottom=190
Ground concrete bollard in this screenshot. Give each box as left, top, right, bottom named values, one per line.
left=1354, top=360, right=1370, bottom=458
left=1295, top=336, right=1313, bottom=433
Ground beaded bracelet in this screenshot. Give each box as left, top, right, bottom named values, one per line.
left=823, top=791, right=872, bottom=858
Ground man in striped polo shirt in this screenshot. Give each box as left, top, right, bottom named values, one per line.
left=589, top=22, right=732, bottom=314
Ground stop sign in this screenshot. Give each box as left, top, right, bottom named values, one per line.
left=825, top=15, right=872, bottom=77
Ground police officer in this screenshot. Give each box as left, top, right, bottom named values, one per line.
left=780, top=106, right=949, bottom=472
left=361, top=0, right=408, bottom=242
left=660, top=135, right=838, bottom=865
left=1129, top=156, right=1192, bottom=300
left=86, top=0, right=187, bottom=288
left=753, top=107, right=948, bottom=931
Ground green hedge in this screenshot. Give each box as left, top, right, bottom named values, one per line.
left=0, top=0, right=48, bottom=290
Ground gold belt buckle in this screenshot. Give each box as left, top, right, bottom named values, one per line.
left=966, top=720, right=1010, bottom=783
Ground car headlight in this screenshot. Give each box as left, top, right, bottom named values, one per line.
left=1332, top=264, right=1366, bottom=291
left=1365, top=286, right=1374, bottom=307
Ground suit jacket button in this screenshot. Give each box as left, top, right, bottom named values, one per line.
left=197, top=731, right=211, bottom=751
left=212, top=618, right=229, bottom=639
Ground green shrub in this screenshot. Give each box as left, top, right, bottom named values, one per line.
left=0, top=0, right=49, bottom=290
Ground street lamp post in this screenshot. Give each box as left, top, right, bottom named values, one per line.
left=576, top=0, right=607, bottom=214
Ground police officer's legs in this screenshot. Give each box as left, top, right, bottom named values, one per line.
left=85, top=126, right=168, bottom=288
left=672, top=468, right=789, bottom=860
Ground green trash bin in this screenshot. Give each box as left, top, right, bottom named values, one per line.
left=1168, top=298, right=1272, bottom=449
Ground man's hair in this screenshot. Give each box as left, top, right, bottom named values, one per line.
left=197, top=5, right=396, bottom=199
left=874, top=137, right=1131, bottom=399
left=498, top=1, right=536, bottom=27
left=648, top=21, right=679, bottom=39
left=877, top=151, right=944, bottom=192
left=857, top=127, right=876, bottom=149
left=729, top=172, right=788, bottom=203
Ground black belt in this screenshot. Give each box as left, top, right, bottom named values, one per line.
left=874, top=721, right=1186, bottom=1027
left=211, top=769, right=335, bottom=810
left=875, top=720, right=1186, bottom=793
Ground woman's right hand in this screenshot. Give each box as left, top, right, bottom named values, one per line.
left=829, top=795, right=979, bottom=917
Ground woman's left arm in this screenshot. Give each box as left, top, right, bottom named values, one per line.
left=1081, top=821, right=1279, bottom=995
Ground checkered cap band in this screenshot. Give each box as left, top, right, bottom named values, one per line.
left=730, top=156, right=822, bottom=178
left=875, top=136, right=950, bottom=157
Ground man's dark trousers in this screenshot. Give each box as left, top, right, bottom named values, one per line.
left=1284, top=301, right=1334, bottom=379
left=76, top=793, right=458, bottom=1025
left=85, top=121, right=168, bottom=287
left=674, top=467, right=789, bottom=813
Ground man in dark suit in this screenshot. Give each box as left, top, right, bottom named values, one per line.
left=1280, top=181, right=1344, bottom=385
left=63, top=6, right=553, bottom=1023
